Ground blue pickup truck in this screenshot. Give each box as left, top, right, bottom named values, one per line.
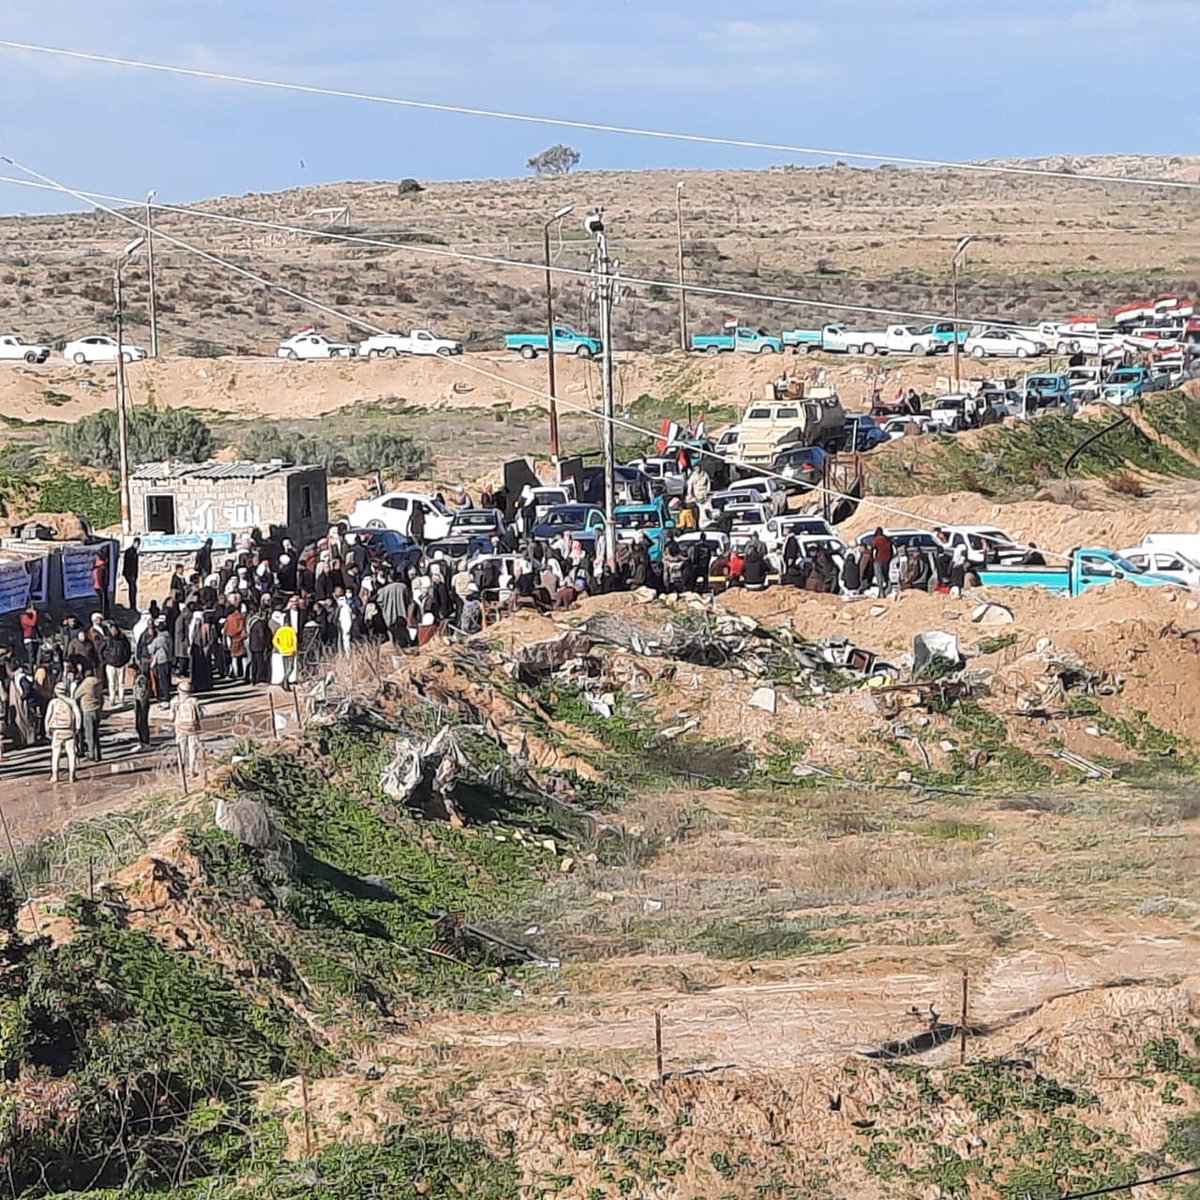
left=692, top=327, right=784, bottom=355
left=977, top=547, right=1181, bottom=597
left=505, top=325, right=601, bottom=360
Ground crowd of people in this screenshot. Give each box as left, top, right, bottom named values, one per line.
left=3, top=468, right=1041, bottom=785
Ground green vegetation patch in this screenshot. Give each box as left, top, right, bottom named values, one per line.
left=873, top=390, right=1200, bottom=498
left=532, top=680, right=747, bottom=789
left=236, top=423, right=432, bottom=479
left=866, top=1057, right=1143, bottom=1200
left=0, top=879, right=300, bottom=1195
left=56, top=405, right=215, bottom=472
left=910, top=699, right=1045, bottom=790
left=698, top=916, right=853, bottom=959
left=0, top=445, right=120, bottom=528
left=192, top=724, right=564, bottom=1016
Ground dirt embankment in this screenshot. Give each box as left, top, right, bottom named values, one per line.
left=0, top=349, right=1001, bottom=425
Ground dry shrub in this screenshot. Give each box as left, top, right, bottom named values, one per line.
left=1106, top=471, right=1148, bottom=498
left=1034, top=480, right=1095, bottom=508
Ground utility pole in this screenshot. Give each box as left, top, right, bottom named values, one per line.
left=951, top=235, right=972, bottom=392
left=588, top=209, right=617, bottom=563
left=542, top=203, right=574, bottom=464
left=146, top=190, right=160, bottom=358
left=675, top=181, right=688, bottom=351
left=114, top=236, right=145, bottom=537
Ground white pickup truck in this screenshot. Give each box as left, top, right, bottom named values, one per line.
left=822, top=324, right=940, bottom=356
left=0, top=334, right=51, bottom=364
left=359, top=329, right=463, bottom=358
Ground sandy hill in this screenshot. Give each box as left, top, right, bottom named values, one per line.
left=0, top=156, right=1196, bottom=357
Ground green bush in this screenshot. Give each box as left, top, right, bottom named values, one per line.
left=56, top=406, right=214, bottom=471
left=238, top=427, right=432, bottom=480
left=179, top=338, right=230, bottom=358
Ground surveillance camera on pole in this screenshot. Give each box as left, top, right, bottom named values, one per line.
left=587, top=207, right=616, bottom=562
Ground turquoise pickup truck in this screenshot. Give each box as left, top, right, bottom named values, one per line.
left=1101, top=366, right=1166, bottom=405
left=692, top=327, right=783, bottom=355
left=612, top=499, right=674, bottom=562
left=781, top=323, right=847, bottom=354
left=505, top=325, right=601, bottom=360
left=977, top=547, right=1181, bottom=597
left=918, top=321, right=970, bottom=348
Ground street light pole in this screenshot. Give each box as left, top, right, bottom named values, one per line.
left=543, top=203, right=573, bottom=464
left=114, top=236, right=145, bottom=537
left=951, top=235, right=972, bottom=392
left=675, top=181, right=688, bottom=352
left=146, top=189, right=159, bottom=358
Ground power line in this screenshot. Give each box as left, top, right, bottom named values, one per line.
left=0, top=173, right=1107, bottom=335
left=0, top=154, right=1077, bottom=563
left=1, top=40, right=1198, bottom=193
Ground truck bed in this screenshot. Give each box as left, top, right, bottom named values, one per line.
left=977, top=565, right=1070, bottom=591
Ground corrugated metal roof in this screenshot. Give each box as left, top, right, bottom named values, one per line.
left=130, top=459, right=318, bottom=482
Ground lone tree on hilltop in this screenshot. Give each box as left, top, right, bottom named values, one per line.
left=527, top=144, right=581, bottom=176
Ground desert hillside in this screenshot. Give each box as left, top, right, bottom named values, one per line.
left=1, top=155, right=1197, bottom=356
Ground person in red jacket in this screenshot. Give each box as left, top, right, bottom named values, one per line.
left=92, top=551, right=110, bottom=618
left=19, top=604, right=41, bottom=667
left=870, top=528, right=894, bottom=596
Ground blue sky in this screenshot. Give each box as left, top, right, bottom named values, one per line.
left=0, top=0, right=1196, bottom=213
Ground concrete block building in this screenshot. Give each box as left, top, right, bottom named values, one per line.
left=128, top=460, right=328, bottom=545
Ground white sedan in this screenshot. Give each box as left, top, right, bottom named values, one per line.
left=964, top=328, right=1043, bottom=359
left=0, top=334, right=51, bottom=364
left=883, top=415, right=935, bottom=439
left=762, top=514, right=836, bottom=557
left=1117, top=545, right=1200, bottom=590
left=348, top=491, right=454, bottom=540
left=63, top=335, right=148, bottom=365
left=277, top=333, right=357, bottom=360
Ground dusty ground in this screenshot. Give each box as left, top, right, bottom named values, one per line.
left=0, top=343, right=999, bottom=426
left=6, top=577, right=1198, bottom=1198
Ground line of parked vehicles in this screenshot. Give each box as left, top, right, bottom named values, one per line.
left=343, top=462, right=1200, bottom=600
left=0, top=327, right=468, bottom=365
left=3, top=291, right=1197, bottom=368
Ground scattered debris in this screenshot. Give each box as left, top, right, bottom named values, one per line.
left=971, top=602, right=1015, bottom=626
left=511, top=630, right=597, bottom=682
left=380, top=726, right=468, bottom=825
left=1054, top=749, right=1115, bottom=779
left=748, top=687, right=778, bottom=714
left=913, top=631, right=964, bottom=675
left=648, top=717, right=701, bottom=746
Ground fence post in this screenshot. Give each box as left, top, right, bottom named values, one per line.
left=960, top=969, right=969, bottom=1064
left=655, top=1010, right=664, bottom=1084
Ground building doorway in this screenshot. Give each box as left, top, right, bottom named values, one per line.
left=146, top=493, right=176, bottom=534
